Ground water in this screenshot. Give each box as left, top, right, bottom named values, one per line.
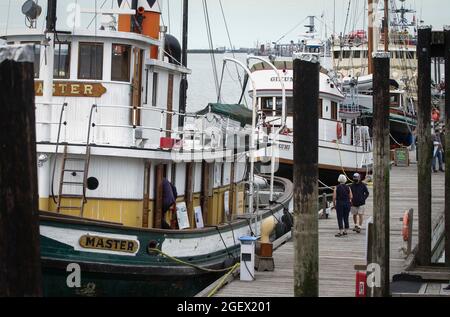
left=186, top=53, right=250, bottom=113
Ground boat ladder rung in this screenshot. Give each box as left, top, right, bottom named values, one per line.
left=61, top=181, right=84, bottom=186
left=58, top=206, right=83, bottom=210
left=63, top=169, right=85, bottom=173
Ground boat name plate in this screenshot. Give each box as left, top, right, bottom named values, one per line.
left=35, top=81, right=107, bottom=98
left=79, top=235, right=139, bottom=253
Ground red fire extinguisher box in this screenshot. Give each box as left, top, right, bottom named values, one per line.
left=355, top=271, right=367, bottom=297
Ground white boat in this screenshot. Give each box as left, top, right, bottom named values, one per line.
left=249, top=58, right=373, bottom=186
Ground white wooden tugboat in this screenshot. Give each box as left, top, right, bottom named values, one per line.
left=1, top=0, right=293, bottom=296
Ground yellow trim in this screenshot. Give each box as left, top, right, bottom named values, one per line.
left=47, top=198, right=145, bottom=228
left=41, top=181, right=246, bottom=229
left=39, top=198, right=50, bottom=212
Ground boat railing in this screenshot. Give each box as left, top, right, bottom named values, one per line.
left=35, top=101, right=250, bottom=153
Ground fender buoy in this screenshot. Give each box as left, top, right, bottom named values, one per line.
left=337, top=123, right=343, bottom=140
left=402, top=211, right=410, bottom=242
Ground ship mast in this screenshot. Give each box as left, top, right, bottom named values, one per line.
left=179, top=0, right=188, bottom=127
left=383, top=0, right=389, bottom=52
left=368, top=0, right=375, bottom=74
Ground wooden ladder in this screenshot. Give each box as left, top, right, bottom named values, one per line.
left=57, top=145, right=92, bottom=216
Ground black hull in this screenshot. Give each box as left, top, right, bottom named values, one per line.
left=359, top=116, right=414, bottom=147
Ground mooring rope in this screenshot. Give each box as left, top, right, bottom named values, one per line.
left=148, top=248, right=238, bottom=273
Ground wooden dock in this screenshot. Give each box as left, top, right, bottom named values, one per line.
left=213, top=160, right=447, bottom=297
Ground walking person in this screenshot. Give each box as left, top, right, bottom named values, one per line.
left=350, top=173, right=370, bottom=234
left=432, top=131, right=444, bottom=172
left=333, top=174, right=353, bottom=238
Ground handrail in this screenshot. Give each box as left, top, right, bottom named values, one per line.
left=50, top=103, right=68, bottom=204
left=95, top=104, right=209, bottom=119
left=81, top=104, right=98, bottom=207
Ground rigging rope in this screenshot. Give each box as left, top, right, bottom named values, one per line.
left=218, top=0, right=247, bottom=106
left=202, top=0, right=220, bottom=99
left=5, top=0, right=11, bottom=36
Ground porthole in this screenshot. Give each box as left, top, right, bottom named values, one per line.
left=87, top=177, right=99, bottom=190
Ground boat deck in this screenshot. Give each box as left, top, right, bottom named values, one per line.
left=213, top=156, right=447, bottom=297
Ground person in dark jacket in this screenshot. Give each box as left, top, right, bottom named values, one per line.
left=162, top=178, right=178, bottom=229
left=350, top=173, right=370, bottom=234
left=333, top=174, right=353, bottom=237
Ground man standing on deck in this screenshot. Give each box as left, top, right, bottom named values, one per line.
left=350, top=173, right=369, bottom=234
left=432, top=130, right=445, bottom=172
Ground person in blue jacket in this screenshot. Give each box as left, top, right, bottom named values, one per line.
left=350, top=173, right=370, bottom=234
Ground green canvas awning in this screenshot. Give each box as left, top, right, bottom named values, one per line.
left=196, top=103, right=253, bottom=127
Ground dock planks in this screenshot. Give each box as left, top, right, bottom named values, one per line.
left=214, top=161, right=446, bottom=297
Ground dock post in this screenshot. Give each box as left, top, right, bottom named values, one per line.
left=371, top=53, right=391, bottom=297
left=293, top=55, right=319, bottom=297
left=445, top=26, right=450, bottom=267
left=417, top=26, right=433, bottom=266
left=0, top=46, right=42, bottom=296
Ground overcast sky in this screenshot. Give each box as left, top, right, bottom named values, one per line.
left=0, top=0, right=448, bottom=48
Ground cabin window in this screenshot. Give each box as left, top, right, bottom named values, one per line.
left=54, top=43, right=71, bottom=79
left=286, top=98, right=293, bottom=114
left=273, top=97, right=294, bottom=114
left=78, top=43, right=104, bottom=80
left=342, top=119, right=347, bottom=136
left=21, top=42, right=41, bottom=78
left=151, top=72, right=159, bottom=107
left=331, top=101, right=338, bottom=120
left=33, top=44, right=41, bottom=78
left=318, top=99, right=323, bottom=118
left=111, top=44, right=131, bottom=82
left=334, top=51, right=340, bottom=59
left=353, top=51, right=361, bottom=58
left=390, top=94, right=400, bottom=107
left=261, top=97, right=274, bottom=111
left=343, top=51, right=351, bottom=59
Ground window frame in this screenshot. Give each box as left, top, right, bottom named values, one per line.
left=21, top=41, right=41, bottom=78
left=151, top=72, right=159, bottom=107
left=331, top=101, right=338, bottom=120
left=111, top=43, right=131, bottom=82
left=78, top=42, right=104, bottom=80
left=54, top=42, right=71, bottom=79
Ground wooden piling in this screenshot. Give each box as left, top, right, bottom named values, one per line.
left=417, top=27, right=433, bottom=266
left=445, top=26, right=450, bottom=267
left=293, top=56, right=319, bottom=297
left=0, top=46, right=42, bottom=296
left=371, top=53, right=391, bottom=297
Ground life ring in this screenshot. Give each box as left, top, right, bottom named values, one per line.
left=336, top=123, right=343, bottom=140
left=402, top=211, right=410, bottom=242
